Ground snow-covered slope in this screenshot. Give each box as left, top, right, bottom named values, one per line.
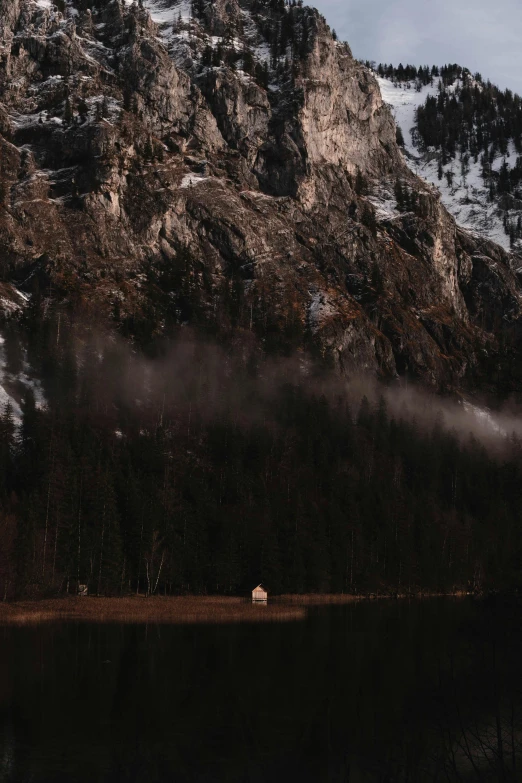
left=378, top=76, right=521, bottom=256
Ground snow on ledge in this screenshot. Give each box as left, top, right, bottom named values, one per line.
left=180, top=173, right=209, bottom=188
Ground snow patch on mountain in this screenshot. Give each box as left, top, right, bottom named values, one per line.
left=0, top=337, right=46, bottom=423
left=377, top=76, right=517, bottom=253
left=121, top=0, right=192, bottom=50
left=308, top=291, right=338, bottom=333
left=180, top=173, right=210, bottom=188
left=143, top=0, right=192, bottom=27
left=377, top=78, right=437, bottom=159
left=369, top=187, right=401, bottom=221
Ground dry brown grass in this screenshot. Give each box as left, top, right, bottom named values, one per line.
left=0, top=592, right=472, bottom=625
left=0, top=596, right=307, bottom=625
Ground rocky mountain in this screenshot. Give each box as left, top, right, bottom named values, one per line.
left=4, top=1, right=522, bottom=603
left=2, top=0, right=522, bottom=395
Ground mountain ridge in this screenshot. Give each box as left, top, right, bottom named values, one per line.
left=3, top=0, right=522, bottom=600
left=1, top=0, right=522, bottom=395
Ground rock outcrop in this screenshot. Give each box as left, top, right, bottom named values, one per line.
left=1, top=0, right=522, bottom=393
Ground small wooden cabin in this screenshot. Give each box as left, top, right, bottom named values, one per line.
left=252, top=584, right=268, bottom=603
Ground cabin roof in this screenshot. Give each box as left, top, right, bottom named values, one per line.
left=252, top=584, right=268, bottom=593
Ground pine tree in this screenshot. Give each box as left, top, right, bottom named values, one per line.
left=0, top=401, right=16, bottom=500
left=395, top=180, right=405, bottom=211
left=63, top=95, right=73, bottom=125
left=361, top=204, right=377, bottom=236
left=355, top=170, right=367, bottom=196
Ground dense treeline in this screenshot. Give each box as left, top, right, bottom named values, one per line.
left=373, top=62, right=441, bottom=88
left=1, top=302, right=522, bottom=600
left=373, top=63, right=469, bottom=90
left=416, top=75, right=522, bottom=162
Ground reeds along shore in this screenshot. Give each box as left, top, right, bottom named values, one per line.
left=0, top=592, right=472, bottom=625
left=0, top=596, right=307, bottom=625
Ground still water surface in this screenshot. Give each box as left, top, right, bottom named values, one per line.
left=0, top=598, right=521, bottom=782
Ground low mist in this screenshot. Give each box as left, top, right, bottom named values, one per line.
left=54, top=328, right=522, bottom=451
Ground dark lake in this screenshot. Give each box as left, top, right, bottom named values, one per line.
left=0, top=597, right=521, bottom=782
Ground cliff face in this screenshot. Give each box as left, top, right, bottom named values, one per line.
left=1, top=0, right=522, bottom=393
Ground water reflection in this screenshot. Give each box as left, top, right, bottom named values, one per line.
left=0, top=598, right=520, bottom=782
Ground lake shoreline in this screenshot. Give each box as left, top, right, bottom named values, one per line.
left=0, top=592, right=472, bottom=625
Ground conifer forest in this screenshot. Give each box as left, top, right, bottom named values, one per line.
left=2, top=296, right=522, bottom=601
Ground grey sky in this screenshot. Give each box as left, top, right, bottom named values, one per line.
left=312, top=0, right=522, bottom=94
